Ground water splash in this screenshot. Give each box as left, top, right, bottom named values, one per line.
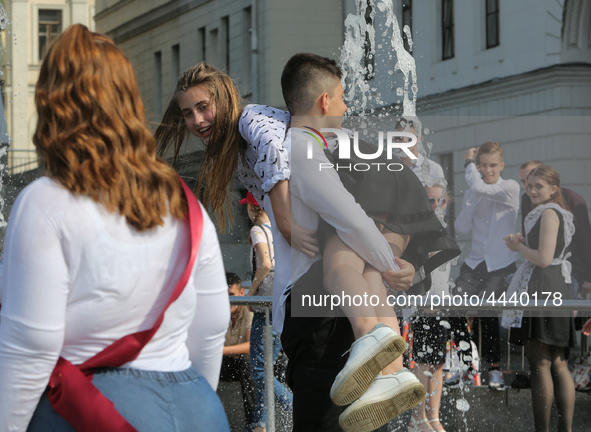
left=376, top=0, right=417, bottom=117
left=341, top=1, right=449, bottom=191
left=341, top=0, right=417, bottom=117
left=0, top=4, right=9, bottom=230
left=340, top=0, right=375, bottom=115
left=0, top=6, right=7, bottom=32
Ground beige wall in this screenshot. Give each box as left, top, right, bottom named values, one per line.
left=95, top=0, right=344, bottom=125
left=3, top=0, right=95, bottom=173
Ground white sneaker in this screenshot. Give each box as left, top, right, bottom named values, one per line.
left=338, top=368, right=427, bottom=432
left=330, top=323, right=406, bottom=406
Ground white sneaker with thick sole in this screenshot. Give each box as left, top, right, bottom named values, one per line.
left=330, top=323, right=406, bottom=406
left=338, top=368, right=427, bottom=432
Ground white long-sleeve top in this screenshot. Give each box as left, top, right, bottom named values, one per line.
left=454, top=163, right=520, bottom=271
left=0, top=177, right=229, bottom=431
left=268, top=128, right=400, bottom=333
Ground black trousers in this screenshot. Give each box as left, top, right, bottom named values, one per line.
left=219, top=354, right=255, bottom=424
left=281, top=260, right=355, bottom=432
left=453, top=261, right=516, bottom=365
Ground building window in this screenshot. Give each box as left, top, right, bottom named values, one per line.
left=172, top=44, right=180, bottom=86
left=39, top=9, right=62, bottom=61
left=402, top=0, right=413, bottom=53
left=242, top=6, right=252, bottom=97
left=442, top=0, right=454, bottom=60
left=221, top=16, right=230, bottom=73
left=208, top=28, right=219, bottom=68
left=485, top=0, right=500, bottom=48
left=154, top=51, right=162, bottom=118
left=197, top=27, right=206, bottom=63
left=363, top=0, right=375, bottom=80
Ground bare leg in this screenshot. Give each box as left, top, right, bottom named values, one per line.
left=425, top=364, right=445, bottom=432
left=550, top=346, right=575, bottom=432
left=323, top=234, right=379, bottom=339
left=361, top=266, right=403, bottom=374
left=323, top=234, right=403, bottom=374
left=409, top=363, right=437, bottom=431
left=525, top=340, right=554, bottom=432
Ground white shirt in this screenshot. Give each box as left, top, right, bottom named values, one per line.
left=250, top=223, right=275, bottom=271
left=0, top=177, right=229, bottom=431
left=269, top=128, right=399, bottom=333
left=411, top=154, right=445, bottom=188
left=454, top=163, right=520, bottom=271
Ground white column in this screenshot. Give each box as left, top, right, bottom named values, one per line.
left=9, top=0, right=29, bottom=158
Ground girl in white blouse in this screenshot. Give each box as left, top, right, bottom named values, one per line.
left=0, top=25, right=230, bottom=431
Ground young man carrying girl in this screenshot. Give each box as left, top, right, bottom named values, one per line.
left=263, top=53, right=458, bottom=432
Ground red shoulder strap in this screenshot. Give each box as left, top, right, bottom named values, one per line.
left=47, top=179, right=204, bottom=431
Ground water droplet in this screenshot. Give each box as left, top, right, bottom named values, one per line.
left=439, top=320, right=451, bottom=329
left=455, top=398, right=470, bottom=412
left=458, top=341, right=471, bottom=351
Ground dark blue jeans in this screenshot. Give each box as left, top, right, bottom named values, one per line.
left=453, top=261, right=516, bottom=365
left=250, top=311, right=293, bottom=428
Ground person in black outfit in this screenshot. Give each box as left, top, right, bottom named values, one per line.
left=505, top=164, right=576, bottom=432
left=519, top=160, right=591, bottom=299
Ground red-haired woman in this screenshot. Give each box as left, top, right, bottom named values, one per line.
left=0, top=25, right=230, bottom=431
left=504, top=164, right=576, bottom=432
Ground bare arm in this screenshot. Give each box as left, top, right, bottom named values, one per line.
left=222, top=324, right=251, bottom=356
left=223, top=341, right=250, bottom=356
left=505, top=209, right=559, bottom=268
left=269, top=180, right=319, bottom=257
left=250, top=242, right=272, bottom=295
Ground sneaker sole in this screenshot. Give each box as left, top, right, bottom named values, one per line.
left=489, top=385, right=507, bottom=391
left=330, top=334, right=406, bottom=406
left=338, top=381, right=427, bottom=432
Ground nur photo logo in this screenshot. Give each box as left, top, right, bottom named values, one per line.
left=302, top=127, right=418, bottom=172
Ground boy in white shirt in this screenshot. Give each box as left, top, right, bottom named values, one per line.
left=454, top=141, right=520, bottom=390
left=271, top=53, right=428, bottom=432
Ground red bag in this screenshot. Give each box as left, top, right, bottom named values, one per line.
left=48, top=179, right=204, bottom=431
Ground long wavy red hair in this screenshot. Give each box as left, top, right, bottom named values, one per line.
left=34, top=24, right=187, bottom=230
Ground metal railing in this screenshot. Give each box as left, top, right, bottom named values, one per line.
left=230, top=296, right=275, bottom=432
left=229, top=296, right=591, bottom=431
left=6, top=149, right=39, bottom=175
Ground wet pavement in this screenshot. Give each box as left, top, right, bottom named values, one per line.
left=219, top=376, right=591, bottom=432
left=381, top=381, right=591, bottom=431
left=218, top=329, right=591, bottom=431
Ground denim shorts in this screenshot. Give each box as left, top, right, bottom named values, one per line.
left=28, top=367, right=229, bottom=432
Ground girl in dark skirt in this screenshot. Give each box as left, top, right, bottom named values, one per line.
left=503, top=164, right=576, bottom=432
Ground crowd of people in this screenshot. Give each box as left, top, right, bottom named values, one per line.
left=0, top=23, right=589, bottom=432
